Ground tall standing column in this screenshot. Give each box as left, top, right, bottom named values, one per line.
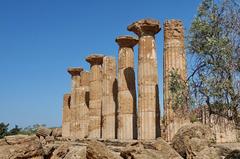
left=62, top=93, right=71, bottom=137
left=115, top=36, right=138, bottom=139
left=86, top=54, right=104, bottom=138
left=68, top=67, right=83, bottom=137
left=102, top=56, right=117, bottom=139
left=128, top=19, right=161, bottom=139
left=76, top=70, right=90, bottom=138
left=163, top=20, right=188, bottom=141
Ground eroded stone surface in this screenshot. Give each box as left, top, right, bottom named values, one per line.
left=102, top=56, right=117, bottom=139
left=128, top=18, right=161, bottom=140
left=128, top=19, right=161, bottom=37
left=171, top=123, right=216, bottom=159
left=116, top=35, right=137, bottom=140
left=68, top=67, right=84, bottom=76
left=62, top=94, right=71, bottom=137
left=0, top=135, right=44, bottom=159
left=86, top=54, right=104, bottom=139
left=163, top=19, right=189, bottom=142
left=85, top=54, right=104, bottom=66
left=120, top=140, right=183, bottom=159
left=86, top=140, right=121, bottom=159
left=115, top=35, right=138, bottom=47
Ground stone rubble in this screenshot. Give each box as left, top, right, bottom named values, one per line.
left=0, top=126, right=239, bottom=159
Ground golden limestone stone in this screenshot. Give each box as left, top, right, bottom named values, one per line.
left=116, top=35, right=138, bottom=139
left=86, top=54, right=104, bottom=138
left=102, top=56, right=117, bottom=139
left=163, top=20, right=189, bottom=142
left=128, top=19, right=161, bottom=139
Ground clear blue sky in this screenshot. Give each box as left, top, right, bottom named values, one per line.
left=0, top=0, right=201, bottom=128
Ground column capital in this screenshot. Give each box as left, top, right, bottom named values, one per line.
left=85, top=54, right=104, bottom=66
left=67, top=67, right=83, bottom=76
left=164, top=19, right=184, bottom=40
left=128, top=19, right=161, bottom=37
left=115, top=35, right=138, bottom=48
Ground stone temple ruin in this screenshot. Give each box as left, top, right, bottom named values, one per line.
left=62, top=18, right=239, bottom=142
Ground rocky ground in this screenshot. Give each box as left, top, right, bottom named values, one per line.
left=0, top=123, right=239, bottom=159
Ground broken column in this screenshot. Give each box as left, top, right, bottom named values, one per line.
left=86, top=54, right=104, bottom=138
left=115, top=35, right=138, bottom=139
left=67, top=67, right=83, bottom=137
left=62, top=93, right=71, bottom=137
left=128, top=19, right=161, bottom=139
left=102, top=56, right=117, bottom=139
left=163, top=20, right=188, bottom=141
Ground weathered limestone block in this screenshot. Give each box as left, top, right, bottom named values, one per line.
left=86, top=54, right=104, bottom=138
left=171, top=123, right=216, bottom=159
left=116, top=35, right=138, bottom=140
left=163, top=19, right=188, bottom=142
left=68, top=67, right=83, bottom=138
left=77, top=71, right=90, bottom=138
left=102, top=56, right=117, bottom=139
left=62, top=94, right=71, bottom=137
left=70, top=70, right=90, bottom=139
left=128, top=19, right=161, bottom=139
left=120, top=140, right=183, bottom=159
left=86, top=140, right=121, bottom=159
left=1, top=135, right=45, bottom=158
left=64, top=146, right=86, bottom=159
left=36, top=127, right=52, bottom=138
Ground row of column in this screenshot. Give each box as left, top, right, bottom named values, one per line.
left=62, top=19, right=187, bottom=140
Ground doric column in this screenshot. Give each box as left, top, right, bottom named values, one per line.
left=163, top=20, right=188, bottom=141
left=128, top=19, right=161, bottom=139
left=115, top=35, right=138, bottom=139
left=67, top=67, right=83, bottom=137
left=62, top=93, right=71, bottom=137
left=102, top=56, right=117, bottom=139
left=86, top=54, right=104, bottom=138
left=76, top=70, right=90, bottom=138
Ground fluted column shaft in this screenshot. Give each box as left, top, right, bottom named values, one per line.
left=75, top=71, right=90, bottom=138
left=68, top=67, right=83, bottom=138
left=62, top=93, right=71, bottom=137
left=116, top=36, right=138, bottom=139
left=163, top=20, right=187, bottom=141
left=128, top=19, right=161, bottom=139
left=102, top=56, right=117, bottom=139
left=86, top=54, right=104, bottom=138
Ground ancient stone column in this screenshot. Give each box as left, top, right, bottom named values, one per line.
left=67, top=67, right=83, bottom=137
left=62, top=93, right=71, bottom=137
left=86, top=54, right=104, bottom=138
left=102, top=56, right=117, bottom=139
left=163, top=20, right=188, bottom=141
left=76, top=71, right=90, bottom=138
left=128, top=19, right=161, bottom=139
left=115, top=35, right=138, bottom=139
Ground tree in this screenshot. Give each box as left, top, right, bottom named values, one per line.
left=7, top=125, right=21, bottom=136
left=169, top=68, right=189, bottom=115
left=187, top=0, right=240, bottom=126
left=0, top=122, right=9, bottom=139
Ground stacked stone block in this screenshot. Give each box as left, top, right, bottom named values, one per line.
left=102, top=56, right=117, bottom=139
left=67, top=67, right=83, bottom=138
left=128, top=19, right=161, bottom=139
left=86, top=54, right=104, bottom=138
left=62, top=93, right=71, bottom=137
left=116, top=35, right=138, bottom=139
left=163, top=20, right=188, bottom=141
left=77, top=71, right=90, bottom=138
